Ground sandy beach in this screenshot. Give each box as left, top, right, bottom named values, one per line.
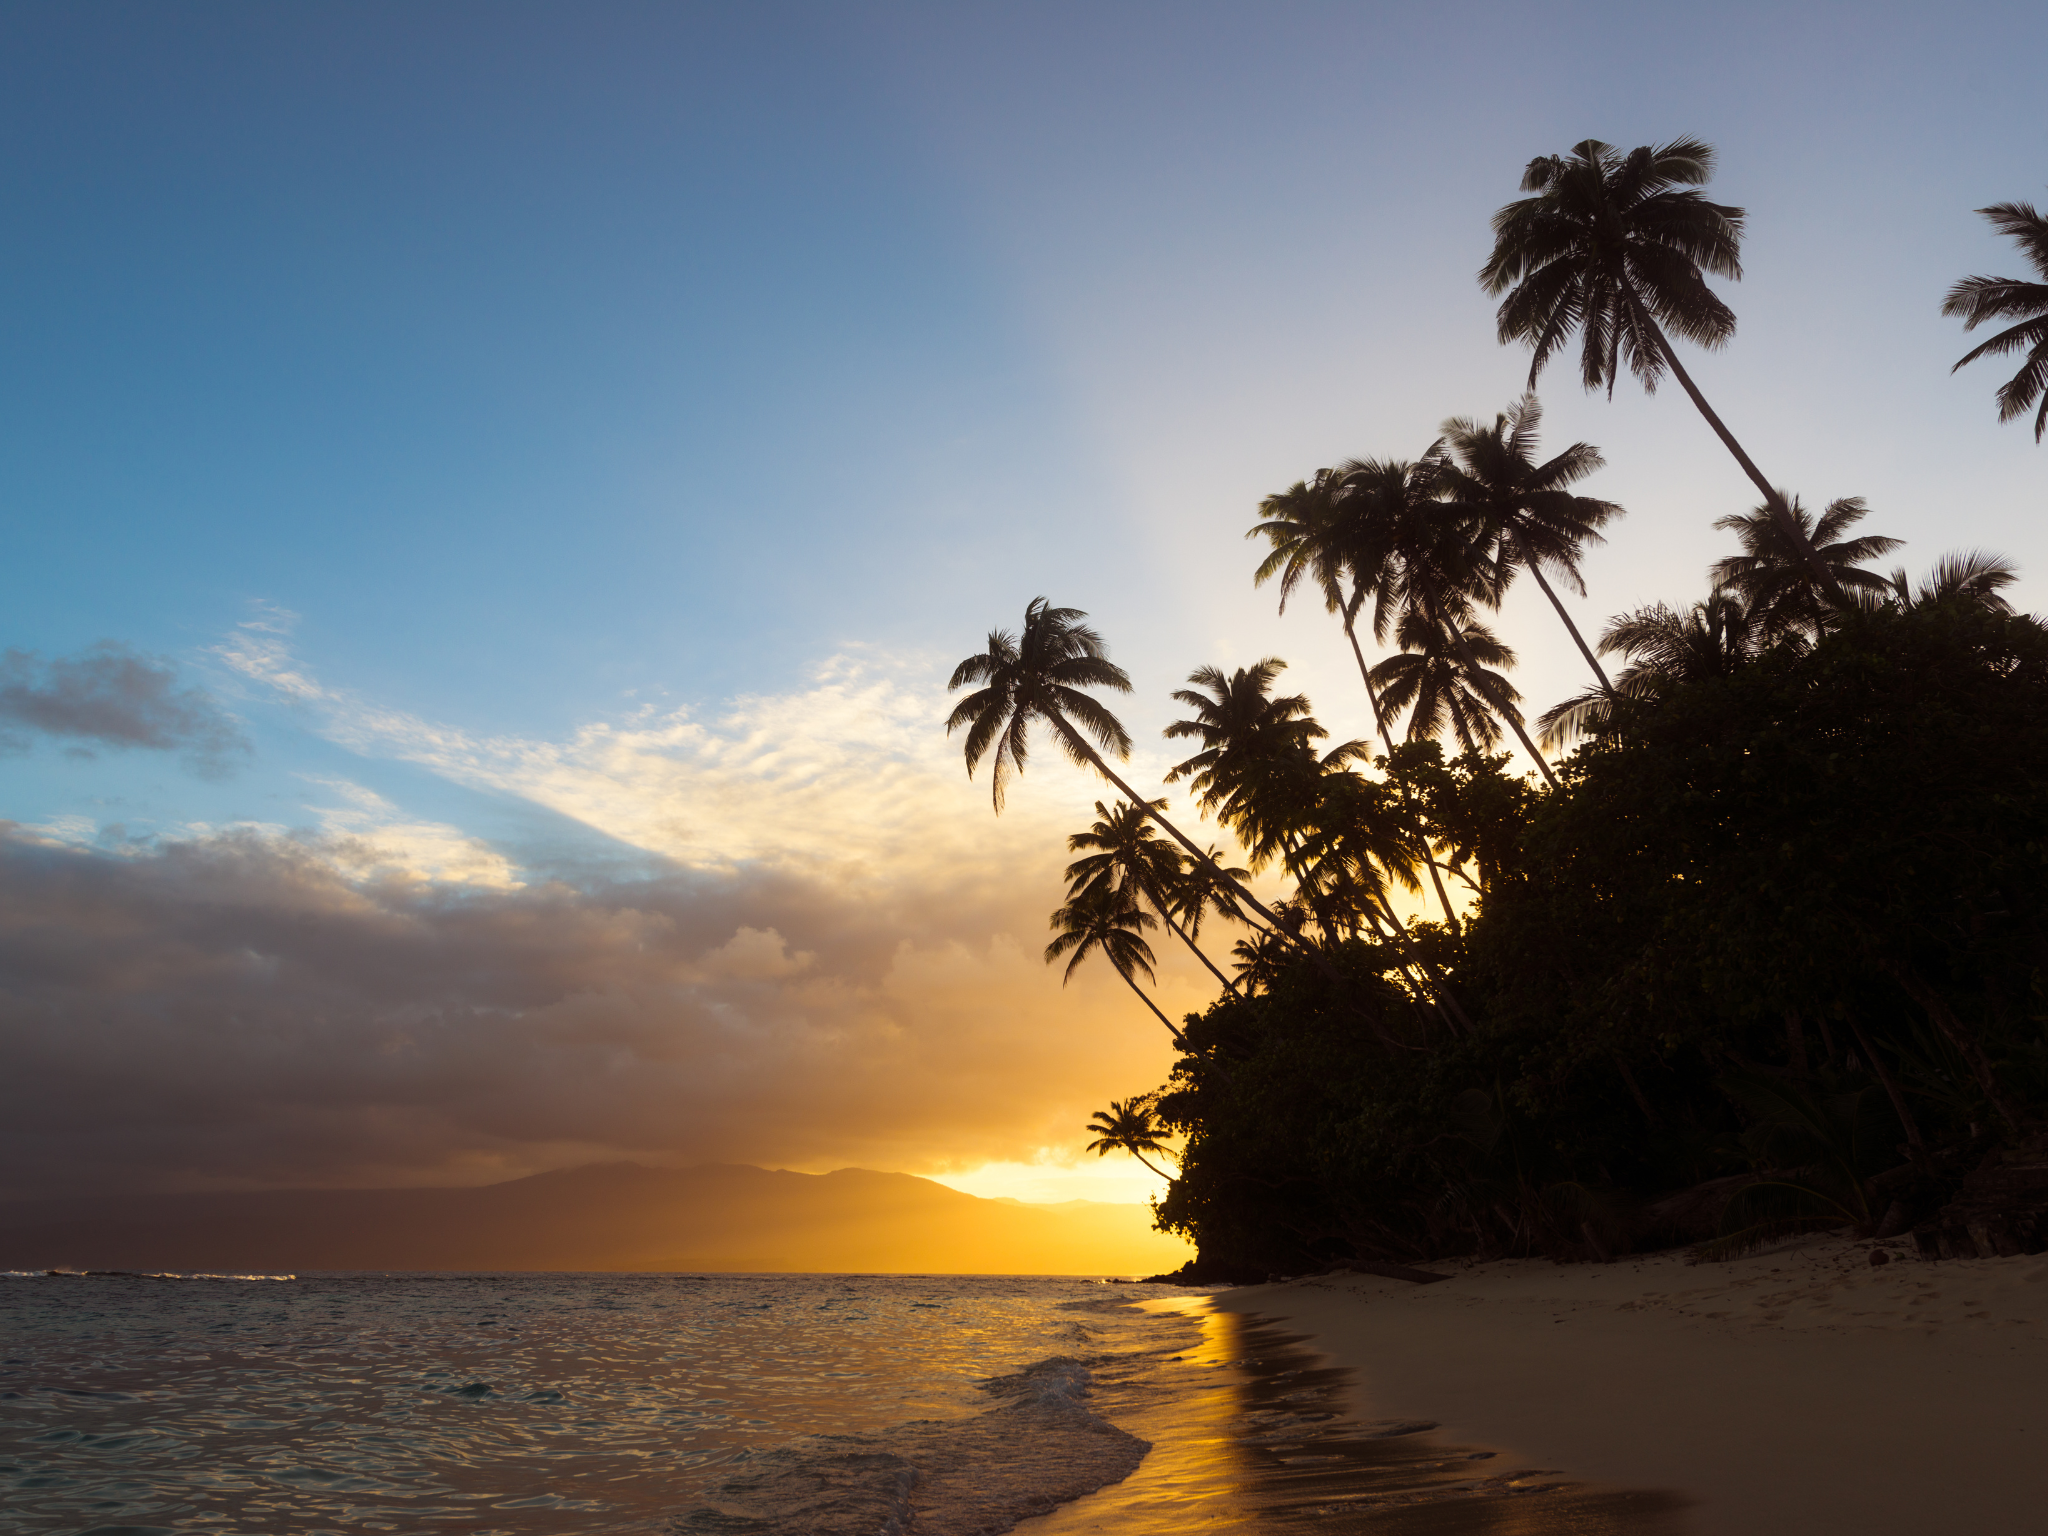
left=1215, top=1236, right=2048, bottom=1534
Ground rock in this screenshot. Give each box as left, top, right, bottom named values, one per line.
left=1869, top=1248, right=1891, bottom=1266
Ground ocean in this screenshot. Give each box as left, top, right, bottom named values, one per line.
left=0, top=1270, right=1687, bottom=1535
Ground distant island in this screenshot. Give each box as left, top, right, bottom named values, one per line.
left=0, top=1162, right=1192, bottom=1275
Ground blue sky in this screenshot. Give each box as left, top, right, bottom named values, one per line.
left=3, top=0, right=2044, bottom=1201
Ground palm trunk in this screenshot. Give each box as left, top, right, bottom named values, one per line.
left=1045, top=709, right=1315, bottom=957
left=1512, top=531, right=1614, bottom=695
left=1341, top=594, right=1463, bottom=931
left=1441, top=616, right=1561, bottom=791
left=1371, top=891, right=1475, bottom=1034
left=1634, top=303, right=1842, bottom=601
left=1151, top=893, right=1240, bottom=997
left=1114, top=964, right=1188, bottom=1049
left=1126, top=1148, right=1175, bottom=1180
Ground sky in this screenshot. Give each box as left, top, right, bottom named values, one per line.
left=3, top=0, right=2044, bottom=1206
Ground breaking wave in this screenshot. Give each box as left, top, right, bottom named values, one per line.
left=671, top=1356, right=1148, bottom=1536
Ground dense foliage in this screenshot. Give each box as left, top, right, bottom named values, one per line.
left=950, top=138, right=2048, bottom=1275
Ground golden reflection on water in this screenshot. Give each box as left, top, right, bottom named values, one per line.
left=1022, top=1300, right=1693, bottom=1536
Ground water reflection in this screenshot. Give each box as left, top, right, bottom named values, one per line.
left=1025, top=1302, right=1693, bottom=1536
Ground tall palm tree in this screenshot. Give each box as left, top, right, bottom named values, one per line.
left=1249, top=468, right=1395, bottom=734
left=1357, top=482, right=1561, bottom=790
left=947, top=598, right=1300, bottom=943
left=1044, top=886, right=1187, bottom=1047
left=1435, top=394, right=1625, bottom=693
left=1085, top=1096, right=1177, bottom=1180
left=1370, top=610, right=1524, bottom=755
left=1538, top=589, right=1781, bottom=747
left=1067, top=799, right=1240, bottom=996
left=1480, top=137, right=1836, bottom=592
left=1247, top=465, right=1466, bottom=926
left=1943, top=197, right=2048, bottom=440
left=1708, top=494, right=1901, bottom=639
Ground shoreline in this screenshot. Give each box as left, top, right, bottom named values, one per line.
left=1212, top=1236, right=2048, bottom=1535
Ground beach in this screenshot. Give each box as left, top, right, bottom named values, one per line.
left=1214, top=1237, right=2048, bottom=1535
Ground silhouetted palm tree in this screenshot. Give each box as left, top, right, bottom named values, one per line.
left=1435, top=394, right=1625, bottom=692
left=1044, top=886, right=1186, bottom=1047
left=1370, top=611, right=1523, bottom=755
left=1481, top=137, right=1835, bottom=591
left=1085, top=1096, right=1176, bottom=1180
left=1862, top=550, right=2020, bottom=614
left=1162, top=660, right=1338, bottom=841
left=1249, top=468, right=1398, bottom=736
left=1337, top=458, right=1559, bottom=788
left=1249, top=462, right=1470, bottom=927
left=1709, top=494, right=1900, bottom=639
left=1538, top=589, right=1781, bottom=747
left=1166, top=843, right=1261, bottom=942
left=1943, top=197, right=2048, bottom=440
left=1067, top=799, right=1239, bottom=996
left=947, top=598, right=1298, bottom=941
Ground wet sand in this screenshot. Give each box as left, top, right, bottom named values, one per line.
left=1023, top=1299, right=1689, bottom=1535
left=1215, top=1236, right=2048, bottom=1535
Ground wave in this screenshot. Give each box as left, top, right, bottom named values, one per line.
left=671, top=1355, right=1148, bottom=1536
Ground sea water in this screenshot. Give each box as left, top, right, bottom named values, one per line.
left=0, top=1271, right=1689, bottom=1535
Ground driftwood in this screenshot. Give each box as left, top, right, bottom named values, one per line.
left=1915, top=1133, right=2048, bottom=1260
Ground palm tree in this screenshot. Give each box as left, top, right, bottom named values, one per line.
left=1333, top=457, right=1561, bottom=789
left=1248, top=465, right=1466, bottom=926
left=1435, top=394, right=1625, bottom=693
left=1480, top=137, right=1836, bottom=592
left=1709, top=494, right=1901, bottom=639
left=1538, top=589, right=1781, bottom=747
left=1249, top=468, right=1395, bottom=733
left=1943, top=197, right=2048, bottom=440
left=1085, top=1096, right=1177, bottom=1180
left=1862, top=550, right=2019, bottom=614
left=1044, top=886, right=1187, bottom=1047
left=1370, top=610, right=1523, bottom=754
left=1067, top=799, right=1240, bottom=996
left=1166, top=843, right=1262, bottom=942
left=947, top=598, right=1300, bottom=942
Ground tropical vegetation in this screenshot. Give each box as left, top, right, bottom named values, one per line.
left=947, top=140, right=2048, bottom=1276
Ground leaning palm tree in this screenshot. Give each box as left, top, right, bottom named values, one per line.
left=1249, top=468, right=1396, bottom=735
left=1044, top=886, right=1187, bottom=1047
left=1370, top=610, right=1523, bottom=755
left=1480, top=137, right=1835, bottom=592
left=1435, top=394, right=1625, bottom=693
left=1943, top=197, right=2048, bottom=440
left=1538, top=588, right=1781, bottom=747
left=1067, top=799, right=1239, bottom=996
left=947, top=598, right=1299, bottom=942
left=1708, top=494, right=1901, bottom=640
left=1085, top=1096, right=1177, bottom=1180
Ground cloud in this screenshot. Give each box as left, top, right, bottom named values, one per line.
left=0, top=821, right=1209, bottom=1200
left=301, top=776, right=524, bottom=888
left=0, top=616, right=1250, bottom=1201
left=0, top=641, right=251, bottom=778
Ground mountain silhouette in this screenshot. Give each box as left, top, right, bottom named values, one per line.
left=0, top=1162, right=1188, bottom=1274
